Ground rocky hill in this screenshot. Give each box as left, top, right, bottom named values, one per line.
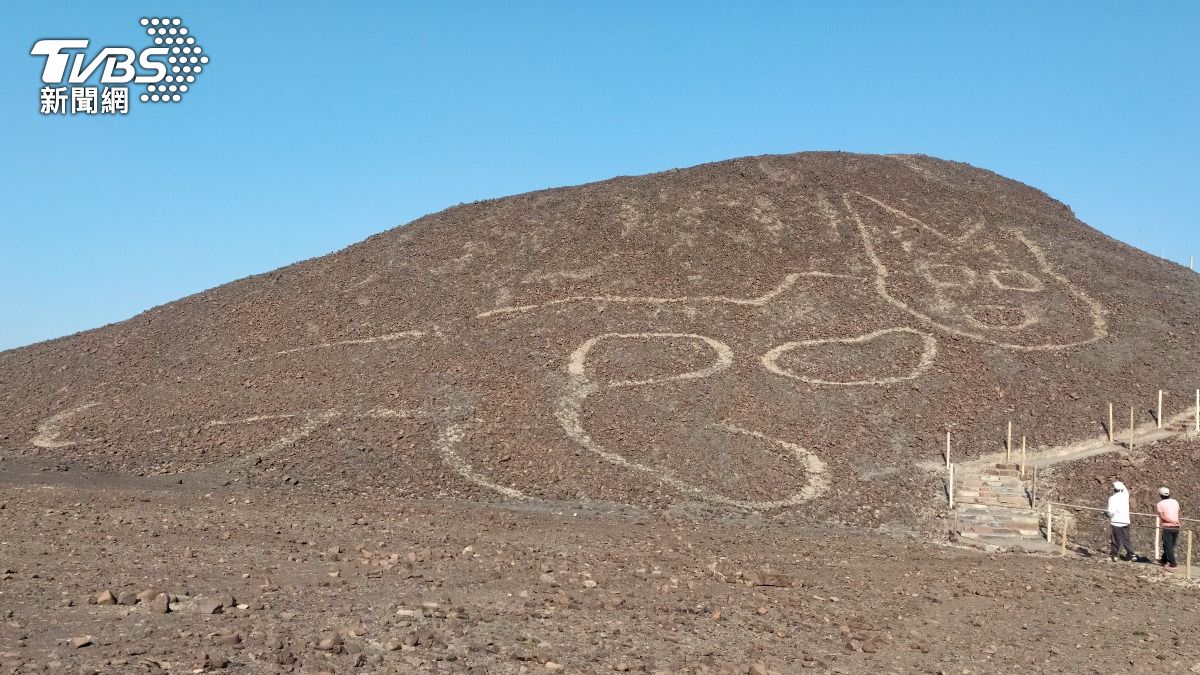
left=3, top=152, right=1198, bottom=529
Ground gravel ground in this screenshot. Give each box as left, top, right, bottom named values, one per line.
left=2, top=458, right=1200, bottom=674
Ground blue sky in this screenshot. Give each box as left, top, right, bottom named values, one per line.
left=1, top=2, right=1197, bottom=351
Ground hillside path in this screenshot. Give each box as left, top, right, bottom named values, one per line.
left=956, top=409, right=1197, bottom=475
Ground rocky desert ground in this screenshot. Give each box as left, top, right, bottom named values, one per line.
left=3, top=456, right=1200, bottom=675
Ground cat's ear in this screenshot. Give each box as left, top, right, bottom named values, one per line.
left=843, top=191, right=983, bottom=274
left=844, top=192, right=1108, bottom=351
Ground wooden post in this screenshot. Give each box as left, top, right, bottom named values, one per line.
left=1158, top=390, right=1164, bottom=429
left=1020, top=436, right=1027, bottom=477
left=1108, top=402, right=1114, bottom=443
left=1130, top=407, right=1136, bottom=450
left=1031, top=465, right=1038, bottom=507
left=1155, top=516, right=1162, bottom=563
left=948, top=463, right=955, bottom=509
left=945, top=431, right=951, bottom=469
left=1188, top=530, right=1194, bottom=579
left=1007, top=421, right=1012, bottom=463
left=1046, top=502, right=1053, bottom=544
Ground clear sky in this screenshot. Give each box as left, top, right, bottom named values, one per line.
left=1, top=2, right=1197, bottom=351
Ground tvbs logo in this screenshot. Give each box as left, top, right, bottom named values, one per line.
left=32, top=40, right=170, bottom=85
left=31, top=17, right=208, bottom=115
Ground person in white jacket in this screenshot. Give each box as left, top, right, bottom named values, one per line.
left=1107, top=481, right=1136, bottom=562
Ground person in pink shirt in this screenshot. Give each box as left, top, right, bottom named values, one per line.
left=1156, top=487, right=1182, bottom=570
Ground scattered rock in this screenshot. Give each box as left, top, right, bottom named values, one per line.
left=197, top=598, right=224, bottom=615
left=747, top=572, right=793, bottom=588
left=136, top=588, right=164, bottom=604
left=317, top=632, right=343, bottom=652
left=149, top=592, right=171, bottom=614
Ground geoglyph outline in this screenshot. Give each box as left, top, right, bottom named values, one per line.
left=476, top=271, right=865, bottom=319
left=761, top=327, right=938, bottom=386
left=557, top=332, right=830, bottom=509
left=843, top=191, right=1109, bottom=352
left=26, top=183, right=1115, bottom=510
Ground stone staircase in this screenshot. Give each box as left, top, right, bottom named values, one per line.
left=953, top=463, right=1043, bottom=542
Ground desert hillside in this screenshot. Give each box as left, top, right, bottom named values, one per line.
left=3, top=152, right=1198, bottom=528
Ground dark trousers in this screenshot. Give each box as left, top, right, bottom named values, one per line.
left=1161, top=528, right=1180, bottom=567
left=1110, top=525, right=1135, bottom=559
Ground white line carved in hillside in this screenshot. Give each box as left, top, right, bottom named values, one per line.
left=989, top=268, right=1044, bottom=292
left=134, top=406, right=430, bottom=475
left=433, top=420, right=532, bottom=501
left=207, top=407, right=426, bottom=468
left=147, top=413, right=301, bottom=434
left=31, top=401, right=433, bottom=471
left=235, top=330, right=426, bottom=364
left=30, top=403, right=98, bottom=449
left=861, top=193, right=986, bottom=243
left=236, top=409, right=342, bottom=467
left=963, top=306, right=1039, bottom=332
left=557, top=332, right=829, bottom=510
left=762, top=327, right=938, bottom=386
left=148, top=407, right=423, bottom=435
left=844, top=192, right=1109, bottom=351
left=476, top=271, right=865, bottom=319
left=568, top=332, right=734, bottom=388
left=716, top=423, right=829, bottom=502
left=919, top=263, right=977, bottom=289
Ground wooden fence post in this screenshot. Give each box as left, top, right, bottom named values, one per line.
left=1108, top=402, right=1114, bottom=443
left=1188, top=531, right=1194, bottom=580
left=1031, top=465, right=1038, bottom=507
left=948, top=463, right=954, bottom=509
left=1046, top=502, right=1053, bottom=545
left=1020, top=436, right=1027, bottom=477
left=1155, top=516, right=1162, bottom=563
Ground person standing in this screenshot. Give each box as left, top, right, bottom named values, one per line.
left=1107, top=481, right=1136, bottom=562
left=1156, top=486, right=1181, bottom=570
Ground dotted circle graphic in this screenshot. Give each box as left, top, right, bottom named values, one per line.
left=139, top=17, right=208, bottom=105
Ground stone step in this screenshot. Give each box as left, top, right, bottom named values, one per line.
left=968, top=488, right=1026, bottom=496
left=959, top=521, right=1040, bottom=532
left=961, top=525, right=1044, bottom=540
left=960, top=528, right=1046, bottom=538
left=957, top=511, right=1037, bottom=522
left=964, top=526, right=1021, bottom=537
left=956, top=497, right=1030, bottom=508
left=958, top=522, right=1038, bottom=531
